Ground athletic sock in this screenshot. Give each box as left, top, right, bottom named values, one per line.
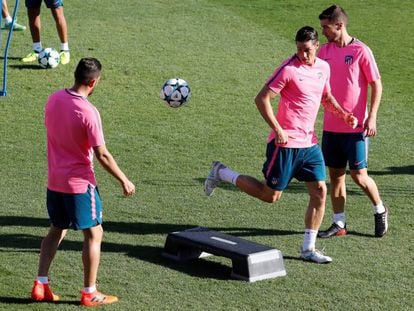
left=372, top=201, right=385, bottom=214
left=218, top=167, right=240, bottom=185
left=5, top=16, right=12, bottom=25
left=302, top=229, right=317, bottom=252
left=333, top=213, right=346, bottom=228
left=60, top=42, right=69, bottom=51
left=83, top=285, right=97, bottom=293
left=33, top=42, right=42, bottom=53
left=36, top=276, right=49, bottom=284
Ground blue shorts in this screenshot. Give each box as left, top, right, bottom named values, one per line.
left=46, top=185, right=102, bottom=230
left=25, top=0, right=63, bottom=9
left=262, top=141, right=326, bottom=191
left=322, top=131, right=368, bottom=170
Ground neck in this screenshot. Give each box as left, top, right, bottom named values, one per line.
left=336, top=31, right=353, bottom=48
left=69, top=84, right=90, bottom=97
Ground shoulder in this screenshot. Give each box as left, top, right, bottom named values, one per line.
left=315, top=57, right=330, bottom=70
left=350, top=39, right=374, bottom=54
left=318, top=42, right=334, bottom=54
left=278, top=55, right=299, bottom=70
left=269, top=55, right=298, bottom=79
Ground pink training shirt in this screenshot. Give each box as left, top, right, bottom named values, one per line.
left=266, top=55, right=331, bottom=148
left=45, top=89, right=105, bottom=194
left=318, top=39, right=381, bottom=133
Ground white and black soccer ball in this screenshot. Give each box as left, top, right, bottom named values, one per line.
left=160, top=78, right=191, bottom=108
left=38, top=48, right=60, bottom=69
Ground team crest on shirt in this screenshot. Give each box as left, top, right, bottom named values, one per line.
left=345, top=55, right=353, bottom=65
left=271, top=177, right=278, bottom=185
left=317, top=72, right=323, bottom=79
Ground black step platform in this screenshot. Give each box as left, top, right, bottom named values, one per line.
left=162, top=227, right=286, bottom=282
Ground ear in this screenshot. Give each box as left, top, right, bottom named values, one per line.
left=88, top=79, right=97, bottom=88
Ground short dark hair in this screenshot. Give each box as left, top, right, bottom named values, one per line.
left=295, top=26, right=319, bottom=43
left=319, top=5, right=348, bottom=25
left=74, top=57, right=102, bottom=85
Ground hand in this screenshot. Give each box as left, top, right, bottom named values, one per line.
left=122, top=180, right=135, bottom=196
left=344, top=113, right=358, bottom=129
left=364, top=116, right=377, bottom=137
left=275, top=129, right=289, bottom=145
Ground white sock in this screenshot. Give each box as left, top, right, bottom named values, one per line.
left=5, top=16, right=12, bottom=25
left=83, top=285, right=97, bottom=293
left=333, top=213, right=346, bottom=228
left=218, top=167, right=240, bottom=185
left=302, top=229, right=317, bottom=252
left=60, top=42, right=69, bottom=51
left=372, top=201, right=385, bottom=214
left=33, top=42, right=42, bottom=53
left=36, top=276, right=49, bottom=284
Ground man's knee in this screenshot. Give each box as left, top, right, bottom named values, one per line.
left=350, top=169, right=371, bottom=185
left=308, top=182, right=327, bottom=202
left=261, top=189, right=283, bottom=203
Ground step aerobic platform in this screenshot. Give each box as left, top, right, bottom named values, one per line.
left=162, top=227, right=286, bottom=282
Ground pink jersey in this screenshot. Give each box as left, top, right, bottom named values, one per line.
left=45, top=89, right=105, bottom=193
left=318, top=39, right=381, bottom=133
left=266, top=55, right=331, bottom=148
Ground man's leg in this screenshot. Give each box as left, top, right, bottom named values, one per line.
left=350, top=168, right=381, bottom=205
left=350, top=168, right=388, bottom=237
left=204, top=161, right=282, bottom=203
left=82, top=225, right=103, bottom=288
left=50, top=7, right=67, bottom=44
left=304, top=181, right=327, bottom=231
left=27, top=7, right=41, bottom=42
left=300, top=181, right=332, bottom=263
left=50, top=6, right=70, bottom=64
left=318, top=167, right=348, bottom=238
left=1, top=0, right=26, bottom=30
left=37, top=225, right=66, bottom=276
left=32, top=225, right=66, bottom=302
left=80, top=225, right=118, bottom=306
left=22, top=7, right=41, bottom=62
left=329, top=167, right=347, bottom=214
left=235, top=175, right=282, bottom=203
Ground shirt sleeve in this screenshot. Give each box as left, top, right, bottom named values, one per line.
left=323, top=63, right=331, bottom=95
left=360, top=45, right=381, bottom=83
left=85, top=106, right=105, bottom=147
left=266, top=62, right=291, bottom=94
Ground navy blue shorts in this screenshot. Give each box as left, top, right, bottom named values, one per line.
left=322, top=131, right=368, bottom=170
left=262, top=141, right=326, bottom=191
left=46, top=185, right=102, bottom=230
left=26, top=0, right=63, bottom=9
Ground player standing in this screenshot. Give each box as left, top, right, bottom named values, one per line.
left=317, top=5, right=388, bottom=238
left=31, top=58, right=135, bottom=306
left=204, top=26, right=357, bottom=263
left=22, top=0, right=70, bottom=65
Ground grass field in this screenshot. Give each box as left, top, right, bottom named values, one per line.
left=0, top=0, right=413, bottom=310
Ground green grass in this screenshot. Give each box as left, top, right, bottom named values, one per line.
left=1, top=0, right=413, bottom=310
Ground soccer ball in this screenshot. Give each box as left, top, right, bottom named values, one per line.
left=38, top=48, right=60, bottom=69
left=160, top=78, right=191, bottom=108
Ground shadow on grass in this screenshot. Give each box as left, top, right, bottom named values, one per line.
left=0, top=216, right=302, bottom=237
left=0, top=56, right=21, bottom=60
left=369, top=165, right=414, bottom=176
left=0, top=233, right=232, bottom=281
left=0, top=296, right=78, bottom=306
left=345, top=230, right=376, bottom=238
left=8, top=64, right=43, bottom=70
